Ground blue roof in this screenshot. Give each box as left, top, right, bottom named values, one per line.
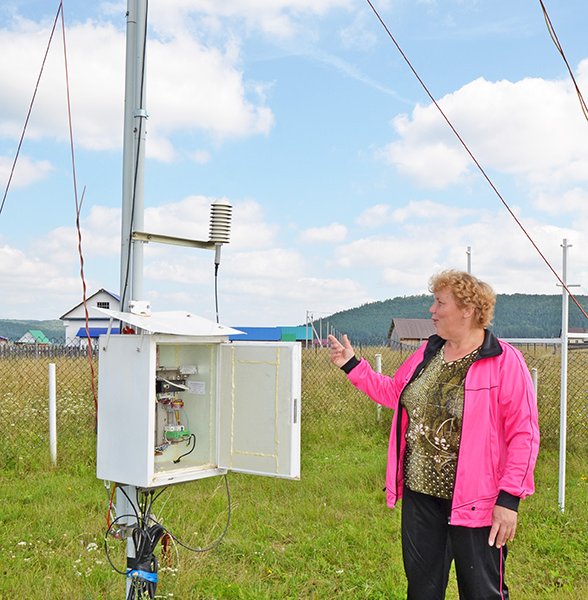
left=76, top=327, right=120, bottom=338
left=229, top=327, right=281, bottom=341
left=228, top=326, right=311, bottom=341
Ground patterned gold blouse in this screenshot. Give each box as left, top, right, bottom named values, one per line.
left=400, top=346, right=480, bottom=499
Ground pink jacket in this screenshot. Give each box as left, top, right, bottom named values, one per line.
left=346, top=331, right=540, bottom=527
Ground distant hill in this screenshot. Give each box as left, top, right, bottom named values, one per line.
left=317, top=293, right=588, bottom=344
left=0, top=319, right=65, bottom=342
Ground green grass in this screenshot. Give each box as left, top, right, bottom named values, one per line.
left=0, top=348, right=587, bottom=598
left=1, top=421, right=587, bottom=599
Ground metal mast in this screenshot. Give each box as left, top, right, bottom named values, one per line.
left=120, top=0, right=147, bottom=311
left=118, top=2, right=148, bottom=596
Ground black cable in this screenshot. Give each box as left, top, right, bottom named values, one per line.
left=126, top=520, right=165, bottom=600
left=150, top=485, right=170, bottom=506
left=214, top=263, right=220, bottom=323
left=104, top=475, right=231, bottom=592
left=173, top=434, right=197, bottom=464
left=104, top=489, right=166, bottom=575
left=164, top=475, right=232, bottom=554
left=104, top=513, right=139, bottom=575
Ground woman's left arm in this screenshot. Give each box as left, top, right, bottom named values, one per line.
left=497, top=348, right=540, bottom=498
left=489, top=346, right=540, bottom=546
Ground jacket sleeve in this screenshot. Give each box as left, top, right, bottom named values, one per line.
left=496, top=345, right=540, bottom=502
left=345, top=352, right=421, bottom=411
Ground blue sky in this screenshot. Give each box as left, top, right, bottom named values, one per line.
left=1, top=0, right=587, bottom=326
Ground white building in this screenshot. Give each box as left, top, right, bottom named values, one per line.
left=60, top=289, right=121, bottom=346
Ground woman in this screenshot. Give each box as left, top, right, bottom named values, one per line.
left=328, top=270, right=539, bottom=600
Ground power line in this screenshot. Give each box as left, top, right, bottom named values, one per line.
left=538, top=0, right=588, bottom=123
left=0, top=2, right=63, bottom=218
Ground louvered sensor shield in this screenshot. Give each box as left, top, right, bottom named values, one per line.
left=209, top=199, right=232, bottom=265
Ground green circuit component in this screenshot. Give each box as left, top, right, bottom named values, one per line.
left=164, top=428, right=191, bottom=442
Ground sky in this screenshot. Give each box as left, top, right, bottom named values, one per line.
left=1, top=0, right=588, bottom=327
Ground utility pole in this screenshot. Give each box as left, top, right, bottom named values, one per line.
left=557, top=238, right=579, bottom=512
left=466, top=246, right=472, bottom=274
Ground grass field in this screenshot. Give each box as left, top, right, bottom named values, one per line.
left=0, top=348, right=587, bottom=598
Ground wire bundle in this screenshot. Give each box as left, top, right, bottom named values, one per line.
left=104, top=477, right=231, bottom=598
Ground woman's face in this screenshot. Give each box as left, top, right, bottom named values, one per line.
left=429, top=287, right=471, bottom=340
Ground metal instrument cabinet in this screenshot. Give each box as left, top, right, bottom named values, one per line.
left=97, top=330, right=301, bottom=488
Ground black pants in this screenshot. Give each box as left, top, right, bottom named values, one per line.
left=401, top=487, right=509, bottom=600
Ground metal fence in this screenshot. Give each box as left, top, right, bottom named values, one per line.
left=0, top=340, right=586, bottom=473
left=0, top=342, right=97, bottom=472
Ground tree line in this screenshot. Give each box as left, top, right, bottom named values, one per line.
left=319, top=293, right=588, bottom=344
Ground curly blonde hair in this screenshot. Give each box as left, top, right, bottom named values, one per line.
left=429, top=269, right=496, bottom=328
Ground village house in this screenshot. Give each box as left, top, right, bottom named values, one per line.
left=388, top=318, right=435, bottom=349
left=60, top=289, right=121, bottom=346
left=16, top=330, right=51, bottom=345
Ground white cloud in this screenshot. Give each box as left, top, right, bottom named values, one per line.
left=147, top=34, right=275, bottom=146
left=30, top=205, right=121, bottom=264
left=381, top=267, right=434, bottom=294
left=0, top=243, right=83, bottom=317
left=141, top=196, right=278, bottom=251
left=144, top=255, right=211, bottom=285
left=191, top=150, right=211, bottom=164
left=356, top=200, right=476, bottom=228
left=0, top=15, right=276, bottom=164
left=339, top=11, right=378, bottom=51
left=532, top=187, right=588, bottom=216
left=381, top=71, right=588, bottom=190
left=356, top=203, right=394, bottom=228
left=145, top=195, right=213, bottom=241
left=393, top=200, right=475, bottom=223
left=227, top=248, right=305, bottom=279
left=299, top=222, right=347, bottom=243
left=229, top=200, right=280, bottom=248
left=334, top=235, right=441, bottom=270
left=0, top=155, right=53, bottom=189
left=331, top=197, right=588, bottom=302
left=0, top=19, right=124, bottom=150
left=383, top=139, right=470, bottom=188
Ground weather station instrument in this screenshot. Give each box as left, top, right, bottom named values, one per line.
left=97, top=1, right=301, bottom=597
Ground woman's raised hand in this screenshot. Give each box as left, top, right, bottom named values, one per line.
left=328, top=334, right=355, bottom=368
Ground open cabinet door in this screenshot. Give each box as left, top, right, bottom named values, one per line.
left=218, top=341, right=301, bottom=479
